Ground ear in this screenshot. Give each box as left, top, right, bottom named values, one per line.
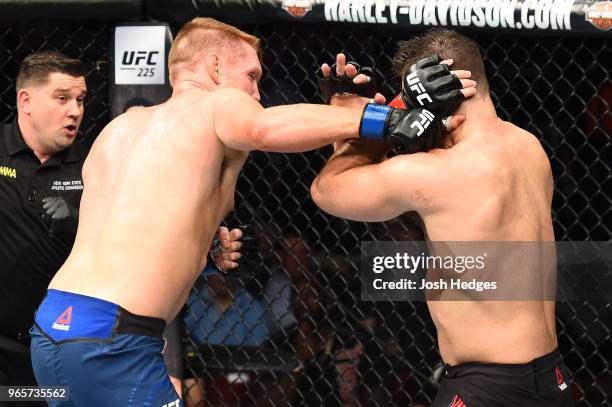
left=206, top=54, right=221, bottom=84
left=17, top=89, right=32, bottom=115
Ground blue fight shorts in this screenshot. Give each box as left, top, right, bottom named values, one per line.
left=30, top=289, right=181, bottom=407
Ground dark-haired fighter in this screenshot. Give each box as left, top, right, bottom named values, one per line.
left=312, top=30, right=573, bottom=406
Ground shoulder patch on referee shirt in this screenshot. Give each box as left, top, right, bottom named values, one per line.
left=0, top=166, right=16, bottom=178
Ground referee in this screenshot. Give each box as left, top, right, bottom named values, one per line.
left=0, top=51, right=87, bottom=390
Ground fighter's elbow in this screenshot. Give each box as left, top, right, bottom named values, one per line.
left=310, top=178, right=324, bottom=206
left=310, top=176, right=335, bottom=212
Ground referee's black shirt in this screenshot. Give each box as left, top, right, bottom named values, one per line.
left=0, top=118, right=86, bottom=340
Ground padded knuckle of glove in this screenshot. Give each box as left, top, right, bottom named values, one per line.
left=402, top=54, right=464, bottom=114
left=426, top=64, right=451, bottom=80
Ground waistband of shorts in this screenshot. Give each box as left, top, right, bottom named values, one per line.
left=445, top=349, right=562, bottom=376
left=35, top=289, right=165, bottom=341
left=115, top=306, right=166, bottom=337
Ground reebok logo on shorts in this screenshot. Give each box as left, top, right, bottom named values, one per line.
left=161, top=399, right=180, bottom=407
left=556, top=366, right=568, bottom=391
left=448, top=394, right=467, bottom=407
left=52, top=306, right=73, bottom=331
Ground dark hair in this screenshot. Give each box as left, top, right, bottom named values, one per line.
left=16, top=50, right=85, bottom=91
left=393, top=29, right=489, bottom=93
left=123, top=97, right=154, bottom=112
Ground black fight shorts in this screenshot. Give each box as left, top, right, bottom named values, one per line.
left=432, top=349, right=575, bottom=407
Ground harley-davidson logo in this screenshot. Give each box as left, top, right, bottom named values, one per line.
left=281, top=0, right=313, bottom=18
left=585, top=1, right=612, bottom=31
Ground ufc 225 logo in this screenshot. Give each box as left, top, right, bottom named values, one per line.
left=410, top=109, right=435, bottom=136
left=120, top=50, right=159, bottom=77
left=406, top=72, right=433, bottom=106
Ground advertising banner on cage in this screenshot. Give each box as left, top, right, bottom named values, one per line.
left=157, top=0, right=612, bottom=36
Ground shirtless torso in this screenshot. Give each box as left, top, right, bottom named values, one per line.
left=312, top=31, right=572, bottom=406
left=421, top=118, right=556, bottom=365
left=49, top=92, right=246, bottom=322
left=312, top=103, right=557, bottom=365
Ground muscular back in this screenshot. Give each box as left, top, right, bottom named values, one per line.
left=421, top=120, right=556, bottom=364
left=49, top=91, right=247, bottom=321
left=423, top=120, right=553, bottom=242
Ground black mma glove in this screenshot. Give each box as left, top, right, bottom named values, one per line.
left=231, top=224, right=260, bottom=274
left=204, top=225, right=261, bottom=279
left=316, top=62, right=377, bottom=103
left=359, top=104, right=442, bottom=153
left=401, top=55, right=464, bottom=115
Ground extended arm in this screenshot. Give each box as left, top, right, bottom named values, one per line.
left=213, top=88, right=362, bottom=152
left=213, top=88, right=444, bottom=154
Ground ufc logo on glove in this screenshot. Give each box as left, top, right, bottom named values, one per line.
left=410, top=109, right=435, bottom=136
left=406, top=72, right=433, bottom=106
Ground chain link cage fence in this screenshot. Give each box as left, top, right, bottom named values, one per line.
left=1, top=17, right=610, bottom=407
